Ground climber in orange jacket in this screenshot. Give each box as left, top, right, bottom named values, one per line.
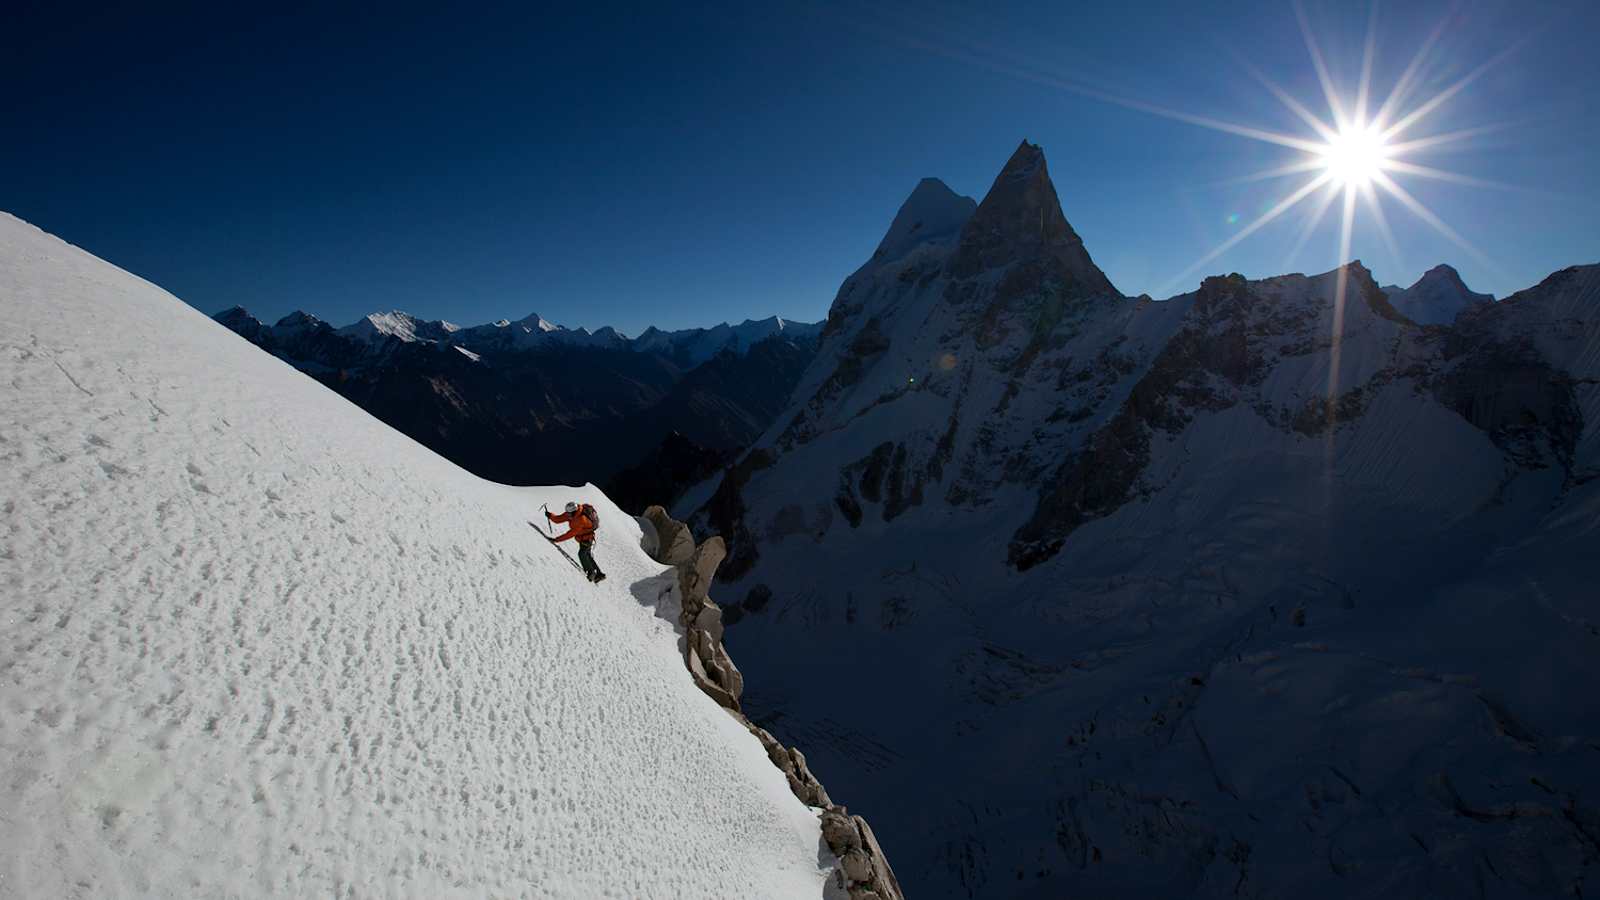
left=547, top=501, right=606, bottom=583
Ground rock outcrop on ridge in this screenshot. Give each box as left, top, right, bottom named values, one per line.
left=639, top=505, right=905, bottom=900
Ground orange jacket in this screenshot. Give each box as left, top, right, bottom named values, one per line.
left=548, top=507, right=597, bottom=544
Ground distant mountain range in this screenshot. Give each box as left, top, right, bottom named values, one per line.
left=217, top=306, right=821, bottom=365
left=214, top=306, right=823, bottom=509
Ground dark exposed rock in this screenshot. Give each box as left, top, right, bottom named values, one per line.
left=604, top=431, right=734, bottom=516
left=881, top=443, right=924, bottom=522
left=948, top=141, right=1118, bottom=299
left=834, top=441, right=926, bottom=527
left=743, top=583, right=774, bottom=614
left=700, top=448, right=776, bottom=582
left=1430, top=329, right=1580, bottom=474
left=858, top=442, right=895, bottom=504
left=835, top=479, right=865, bottom=529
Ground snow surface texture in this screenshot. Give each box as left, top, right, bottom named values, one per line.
left=0, top=212, right=836, bottom=898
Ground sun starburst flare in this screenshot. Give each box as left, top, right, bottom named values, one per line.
left=1318, top=124, right=1389, bottom=189
left=844, top=0, right=1524, bottom=301
left=1146, top=0, right=1526, bottom=296
left=841, top=0, right=1530, bottom=464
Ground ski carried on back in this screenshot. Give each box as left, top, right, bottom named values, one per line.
left=528, top=521, right=605, bottom=583
left=529, top=521, right=584, bottom=573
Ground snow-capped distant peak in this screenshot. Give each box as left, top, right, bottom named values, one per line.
left=1382, top=263, right=1493, bottom=326
left=631, top=317, right=824, bottom=366
left=213, top=305, right=261, bottom=327
left=514, top=312, right=562, bottom=333
left=273, top=310, right=326, bottom=331
left=338, top=310, right=460, bottom=345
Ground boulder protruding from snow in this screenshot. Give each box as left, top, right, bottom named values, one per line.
left=819, top=809, right=906, bottom=900
left=642, top=508, right=742, bottom=710
left=641, top=505, right=697, bottom=566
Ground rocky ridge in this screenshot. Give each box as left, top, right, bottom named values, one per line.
left=638, top=505, right=905, bottom=900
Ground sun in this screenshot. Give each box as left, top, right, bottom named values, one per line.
left=1318, top=123, right=1388, bottom=188
left=1118, top=1, right=1518, bottom=295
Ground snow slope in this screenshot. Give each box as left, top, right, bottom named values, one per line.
left=0, top=212, right=836, bottom=898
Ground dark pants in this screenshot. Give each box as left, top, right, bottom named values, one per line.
left=577, top=541, right=601, bottom=577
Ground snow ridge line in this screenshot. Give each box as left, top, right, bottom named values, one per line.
left=638, top=505, right=905, bottom=900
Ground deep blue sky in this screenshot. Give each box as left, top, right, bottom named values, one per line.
left=4, top=1, right=1596, bottom=335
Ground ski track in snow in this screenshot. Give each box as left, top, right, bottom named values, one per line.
left=0, top=212, right=832, bottom=898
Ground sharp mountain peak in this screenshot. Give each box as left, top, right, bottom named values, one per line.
left=949, top=139, right=1118, bottom=296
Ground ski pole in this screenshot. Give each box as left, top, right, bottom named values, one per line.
left=541, top=504, right=553, bottom=535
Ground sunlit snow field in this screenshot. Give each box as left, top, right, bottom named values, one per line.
left=0, top=212, right=833, bottom=898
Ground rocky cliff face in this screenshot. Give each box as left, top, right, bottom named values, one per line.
left=681, top=141, right=1600, bottom=898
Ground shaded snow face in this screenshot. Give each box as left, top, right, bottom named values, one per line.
left=869, top=177, right=977, bottom=267
left=0, top=212, right=835, bottom=898
left=1381, top=264, right=1493, bottom=326
left=683, top=143, right=1600, bottom=899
